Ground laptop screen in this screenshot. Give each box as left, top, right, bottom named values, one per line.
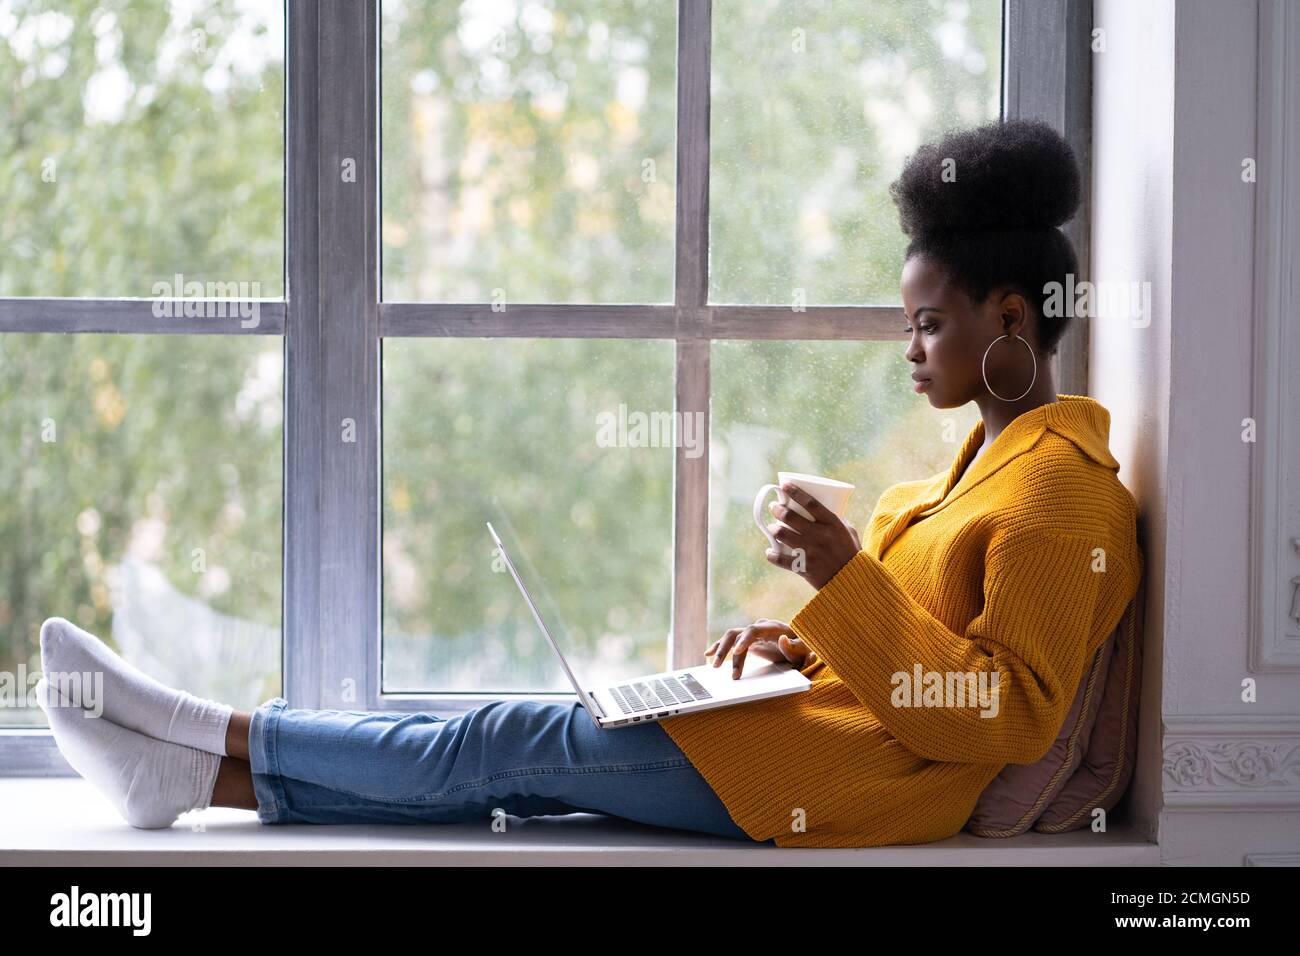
left=480, top=496, right=672, bottom=692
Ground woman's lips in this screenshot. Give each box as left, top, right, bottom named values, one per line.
left=913, top=377, right=932, bottom=393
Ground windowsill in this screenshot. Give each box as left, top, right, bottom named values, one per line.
left=0, top=778, right=1159, bottom=865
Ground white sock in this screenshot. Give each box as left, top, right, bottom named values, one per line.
left=37, top=676, right=220, bottom=830
left=39, top=616, right=233, bottom=757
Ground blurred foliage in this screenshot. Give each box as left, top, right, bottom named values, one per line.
left=382, top=338, right=676, bottom=692
left=0, top=0, right=283, bottom=297
left=0, top=0, right=283, bottom=723
left=0, top=333, right=284, bottom=724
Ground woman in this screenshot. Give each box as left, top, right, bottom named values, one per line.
left=37, top=117, right=1142, bottom=848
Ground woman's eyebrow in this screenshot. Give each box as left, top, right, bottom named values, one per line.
left=903, top=306, right=946, bottom=320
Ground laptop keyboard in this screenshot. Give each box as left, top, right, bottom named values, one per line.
left=609, top=674, right=713, bottom=714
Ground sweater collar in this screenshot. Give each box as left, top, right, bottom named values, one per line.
left=873, top=394, right=1119, bottom=557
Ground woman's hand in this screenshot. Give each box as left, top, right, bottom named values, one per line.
left=705, top=619, right=819, bottom=680
left=764, top=482, right=863, bottom=590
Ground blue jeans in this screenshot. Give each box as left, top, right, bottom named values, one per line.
left=246, top=696, right=761, bottom=842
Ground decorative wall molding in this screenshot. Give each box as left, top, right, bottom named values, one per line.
left=1245, top=852, right=1300, bottom=865
left=1163, top=716, right=1300, bottom=809
left=1247, top=0, right=1300, bottom=671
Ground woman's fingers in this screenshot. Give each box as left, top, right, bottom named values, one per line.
left=712, top=624, right=759, bottom=671
left=780, top=483, right=835, bottom=523
left=769, top=522, right=807, bottom=551
left=728, top=623, right=799, bottom=678
left=730, top=626, right=760, bottom=679
left=765, top=546, right=797, bottom=570
left=778, top=635, right=818, bottom=668
left=708, top=622, right=792, bottom=673
left=777, top=634, right=804, bottom=663
left=768, top=499, right=814, bottom=533
left=707, top=627, right=742, bottom=665
left=712, top=626, right=757, bottom=666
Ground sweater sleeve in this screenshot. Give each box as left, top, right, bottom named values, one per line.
left=788, top=528, right=1106, bottom=765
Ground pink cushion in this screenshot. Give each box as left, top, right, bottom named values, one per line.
left=964, top=580, right=1144, bottom=838
left=1034, top=577, right=1145, bottom=832
left=964, top=627, right=1114, bottom=837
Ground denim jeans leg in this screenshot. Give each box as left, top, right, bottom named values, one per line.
left=247, top=696, right=291, bottom=825
left=245, top=696, right=759, bottom=841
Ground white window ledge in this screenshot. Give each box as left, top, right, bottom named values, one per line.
left=0, top=778, right=1159, bottom=866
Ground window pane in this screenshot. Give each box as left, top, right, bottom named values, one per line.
left=708, top=0, right=1002, bottom=305
left=0, top=0, right=285, bottom=298
left=708, top=339, right=980, bottom=631
left=380, top=0, right=677, bottom=303
left=0, top=333, right=283, bottom=727
left=382, top=338, right=674, bottom=693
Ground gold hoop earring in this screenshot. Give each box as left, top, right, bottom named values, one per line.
left=981, top=333, right=1037, bottom=402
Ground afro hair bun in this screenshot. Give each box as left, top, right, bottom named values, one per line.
left=889, top=118, right=1081, bottom=239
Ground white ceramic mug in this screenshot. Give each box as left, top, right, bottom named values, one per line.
left=753, top=471, right=856, bottom=557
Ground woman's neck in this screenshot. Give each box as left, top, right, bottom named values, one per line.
left=974, top=375, right=1059, bottom=448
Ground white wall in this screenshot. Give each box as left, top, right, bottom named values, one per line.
left=1092, top=0, right=1300, bottom=864
left=1090, top=0, right=1176, bottom=847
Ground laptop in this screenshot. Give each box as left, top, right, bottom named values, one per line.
left=487, top=521, right=812, bottom=729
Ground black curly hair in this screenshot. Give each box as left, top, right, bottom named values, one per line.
left=888, top=118, right=1082, bottom=356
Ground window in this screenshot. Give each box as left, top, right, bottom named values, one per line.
left=2, top=0, right=1090, bottom=770
left=376, top=0, right=1000, bottom=702
left=0, top=0, right=285, bottom=740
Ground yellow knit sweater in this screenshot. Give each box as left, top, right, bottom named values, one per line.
left=660, top=394, right=1143, bottom=848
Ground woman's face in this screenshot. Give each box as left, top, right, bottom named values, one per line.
left=900, top=253, right=1030, bottom=408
